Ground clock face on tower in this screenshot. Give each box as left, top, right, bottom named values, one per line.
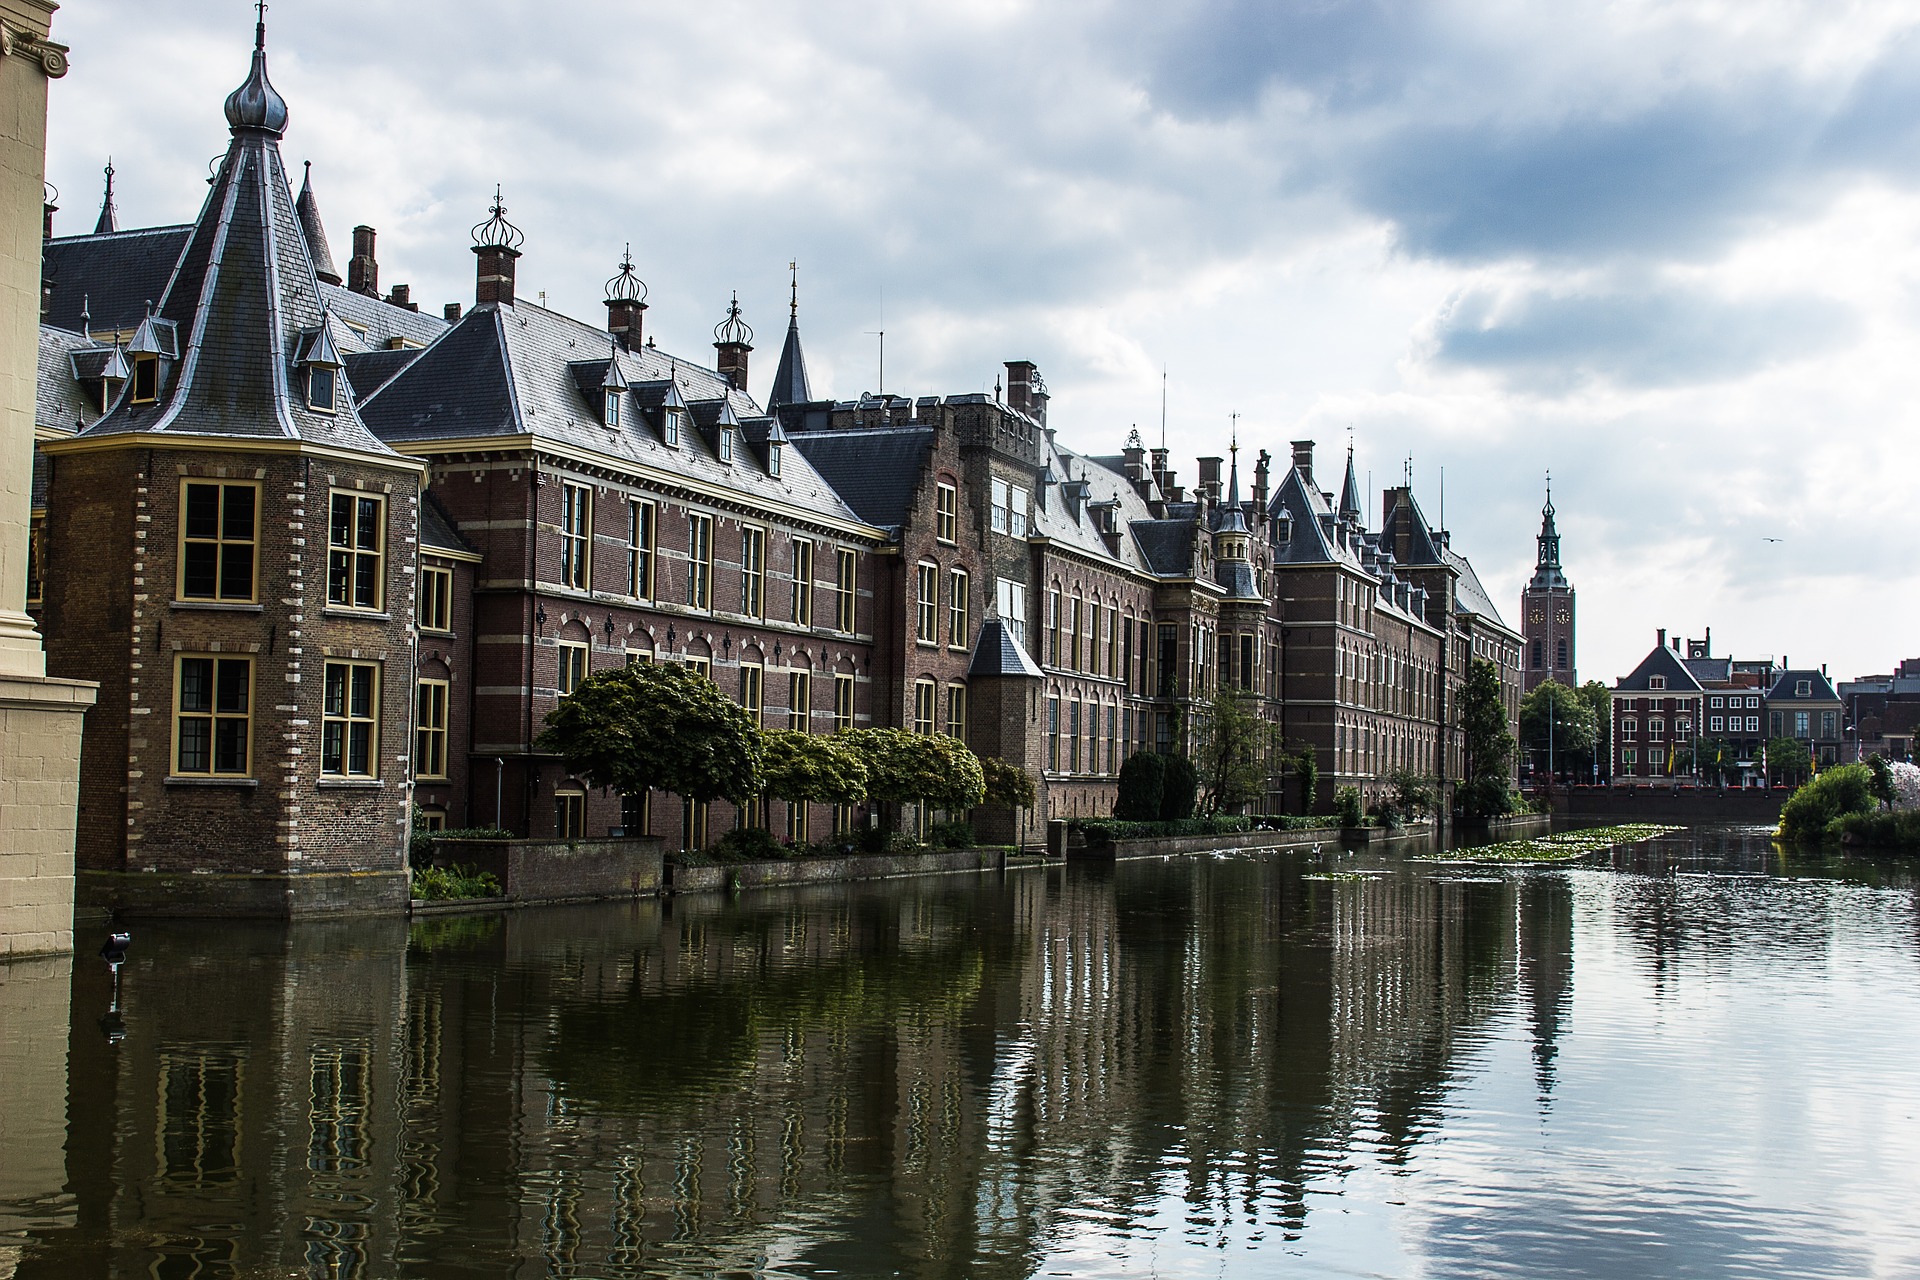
left=1529, top=609, right=1543, bottom=623
left=1555, top=607, right=1570, bottom=624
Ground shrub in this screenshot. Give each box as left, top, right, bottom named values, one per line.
left=980, top=757, right=1037, bottom=810
left=410, top=863, right=501, bottom=901
left=1252, top=814, right=1341, bottom=831
left=931, top=821, right=977, bottom=849
left=1778, top=764, right=1876, bottom=843
left=1832, top=809, right=1920, bottom=847
left=855, top=825, right=923, bottom=854
left=715, top=826, right=785, bottom=862
left=1071, top=815, right=1253, bottom=844
left=1457, top=776, right=1516, bottom=819
left=1114, top=752, right=1165, bottom=821
left=1294, top=749, right=1319, bottom=814
left=1160, top=754, right=1198, bottom=822
left=1334, top=786, right=1364, bottom=828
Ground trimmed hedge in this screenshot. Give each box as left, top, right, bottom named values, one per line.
left=1832, top=810, right=1920, bottom=846
left=1072, top=815, right=1253, bottom=843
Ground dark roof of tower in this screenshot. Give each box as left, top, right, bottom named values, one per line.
left=294, top=161, right=340, bottom=285
left=1131, top=520, right=1195, bottom=575
left=967, top=615, right=1044, bottom=679
left=1338, top=447, right=1361, bottom=520
left=67, top=39, right=398, bottom=459
left=93, top=161, right=117, bottom=235
left=788, top=427, right=934, bottom=528
left=1378, top=488, right=1444, bottom=566
left=767, top=316, right=812, bottom=408
left=1615, top=643, right=1704, bottom=692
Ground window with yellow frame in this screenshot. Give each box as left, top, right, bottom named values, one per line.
left=173, top=654, right=252, bottom=777
left=179, top=480, right=258, bottom=603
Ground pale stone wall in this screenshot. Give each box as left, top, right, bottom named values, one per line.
left=0, top=673, right=91, bottom=954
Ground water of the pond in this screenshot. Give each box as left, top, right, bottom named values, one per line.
left=3, top=825, right=1919, bottom=1279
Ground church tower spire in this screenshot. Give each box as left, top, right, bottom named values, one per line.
left=1521, top=472, right=1576, bottom=694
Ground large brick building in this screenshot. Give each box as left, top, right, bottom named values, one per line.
left=29, top=20, right=1525, bottom=913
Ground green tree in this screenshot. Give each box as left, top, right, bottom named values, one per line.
left=1334, top=785, right=1364, bottom=828
left=1690, top=737, right=1736, bottom=786
left=758, top=729, right=868, bottom=807
left=1114, top=751, right=1165, bottom=820
left=1293, top=745, right=1319, bottom=814
left=1460, top=658, right=1515, bottom=817
left=1160, top=753, right=1198, bottom=821
left=1778, top=763, right=1874, bottom=842
left=1519, top=680, right=1597, bottom=780
left=1765, top=737, right=1812, bottom=787
left=842, top=729, right=986, bottom=812
left=1576, top=679, right=1613, bottom=781
left=1386, top=768, right=1438, bottom=821
left=1192, top=690, right=1278, bottom=814
left=538, top=661, right=760, bottom=804
left=979, top=756, right=1036, bottom=809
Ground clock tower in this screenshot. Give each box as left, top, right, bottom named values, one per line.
left=1521, top=478, right=1575, bottom=692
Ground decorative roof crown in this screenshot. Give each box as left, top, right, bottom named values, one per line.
left=714, top=292, right=753, bottom=346
left=603, top=244, right=646, bottom=304
left=223, top=8, right=289, bottom=136
left=471, top=186, right=525, bottom=252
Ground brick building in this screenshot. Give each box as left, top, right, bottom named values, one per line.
left=29, top=19, right=1530, bottom=913
left=1610, top=631, right=1705, bottom=782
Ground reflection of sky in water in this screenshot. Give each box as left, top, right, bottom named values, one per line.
left=1032, top=866, right=1920, bottom=1279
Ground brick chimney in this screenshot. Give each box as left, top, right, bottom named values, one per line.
left=1253, top=449, right=1270, bottom=510
left=444, top=302, right=463, bottom=323
left=713, top=292, right=753, bottom=391
left=1291, top=440, right=1315, bottom=487
left=348, top=225, right=379, bottom=297
left=474, top=242, right=519, bottom=307
left=603, top=247, right=648, bottom=351
left=1004, top=361, right=1048, bottom=426
left=1197, top=455, right=1223, bottom=501
left=385, top=283, right=418, bottom=313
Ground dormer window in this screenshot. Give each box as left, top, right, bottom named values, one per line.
left=720, top=426, right=735, bottom=464
left=663, top=408, right=681, bottom=447
left=768, top=439, right=783, bottom=478
left=1650, top=675, right=1666, bottom=690
left=308, top=366, right=338, bottom=413
left=1796, top=679, right=1811, bottom=697
left=604, top=389, right=621, bottom=430
left=131, top=354, right=159, bottom=404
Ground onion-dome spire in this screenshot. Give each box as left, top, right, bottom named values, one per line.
left=94, top=160, right=117, bottom=234
left=604, top=244, right=646, bottom=305
left=471, top=185, right=525, bottom=252
left=714, top=292, right=753, bottom=347
left=223, top=4, right=289, bottom=137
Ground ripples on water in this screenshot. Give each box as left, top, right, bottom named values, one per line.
left=1, top=825, right=1918, bottom=1278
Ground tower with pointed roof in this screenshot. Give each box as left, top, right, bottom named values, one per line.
left=36, top=13, right=423, bottom=914
left=1520, top=476, right=1575, bottom=693
left=93, top=159, right=116, bottom=234
left=767, top=263, right=812, bottom=408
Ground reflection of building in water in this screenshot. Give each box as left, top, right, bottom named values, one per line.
left=24, top=865, right=1576, bottom=1277
left=0, top=957, right=77, bottom=1270
left=1518, top=875, right=1576, bottom=1098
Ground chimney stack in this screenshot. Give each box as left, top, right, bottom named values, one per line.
left=1197, top=455, right=1223, bottom=500
left=348, top=225, right=379, bottom=297
left=444, top=302, right=463, bottom=323
left=1004, top=361, right=1047, bottom=426
left=470, top=187, right=524, bottom=308
left=602, top=246, right=647, bottom=351
left=385, top=283, right=418, bottom=312
left=1291, top=440, right=1315, bottom=487
left=42, top=194, right=56, bottom=240
left=712, top=292, right=753, bottom=391
left=1658, top=628, right=1667, bottom=649
left=1253, top=449, right=1270, bottom=510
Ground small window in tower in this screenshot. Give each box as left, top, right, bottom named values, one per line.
left=768, top=440, right=783, bottom=478
left=720, top=427, right=735, bottom=463
left=604, top=389, right=621, bottom=430
left=308, top=365, right=337, bottom=413
left=1556, top=637, right=1567, bottom=668
left=132, top=355, right=159, bottom=404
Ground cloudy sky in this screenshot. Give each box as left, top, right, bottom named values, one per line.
left=46, top=1, right=1920, bottom=686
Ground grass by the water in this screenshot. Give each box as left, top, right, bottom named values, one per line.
left=1425, top=822, right=1686, bottom=864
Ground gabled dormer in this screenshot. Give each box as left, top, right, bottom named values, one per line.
left=124, top=308, right=176, bottom=405
left=569, top=339, right=631, bottom=432
left=69, top=341, right=130, bottom=413
left=764, top=418, right=788, bottom=480
left=293, top=315, right=344, bottom=413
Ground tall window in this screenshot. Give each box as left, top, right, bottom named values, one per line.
left=1157, top=624, right=1178, bottom=696
left=131, top=354, right=158, bottom=404
left=1106, top=606, right=1119, bottom=677
left=174, top=655, right=251, bottom=777
left=415, top=680, right=448, bottom=779
left=1066, top=596, right=1081, bottom=671
left=786, top=798, right=809, bottom=843
left=628, top=501, right=654, bottom=599
left=687, top=514, right=713, bottom=609
left=719, top=426, right=736, bottom=464
left=741, top=527, right=766, bottom=618
left=791, top=539, right=814, bottom=627
left=683, top=798, right=709, bottom=849
left=1047, top=695, right=1060, bottom=771
left=741, top=664, right=763, bottom=726
left=419, top=566, right=452, bottom=633
left=946, top=682, right=967, bottom=739
left=557, top=641, right=588, bottom=695
left=559, top=482, right=591, bottom=591
left=835, top=548, right=857, bottom=632
left=916, top=562, right=939, bottom=643
left=1084, top=701, right=1096, bottom=774
left=834, top=672, right=855, bottom=732
left=1241, top=634, right=1255, bottom=691
left=25, top=515, right=44, bottom=605
left=1047, top=590, right=1061, bottom=665
left=935, top=483, right=958, bottom=543
left=990, top=478, right=1029, bottom=536
left=180, top=481, right=257, bottom=602
left=663, top=407, right=682, bottom=448
left=1069, top=699, right=1081, bottom=772
left=914, top=679, right=936, bottom=734
left=788, top=669, right=811, bottom=731
left=948, top=568, right=969, bottom=649
left=998, top=579, right=1028, bottom=645
left=327, top=491, right=384, bottom=610
left=556, top=790, right=586, bottom=838
left=322, top=660, right=379, bottom=778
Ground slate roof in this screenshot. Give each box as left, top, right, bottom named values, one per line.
left=968, top=616, right=1045, bottom=679
left=1684, top=656, right=1734, bottom=686
left=41, top=225, right=193, bottom=335
left=30, top=449, right=49, bottom=509
left=343, top=347, right=424, bottom=401
left=1035, top=439, right=1158, bottom=575
left=420, top=489, right=476, bottom=558
left=1615, top=643, right=1705, bottom=693
left=294, top=161, right=339, bottom=284
left=65, top=59, right=401, bottom=460
left=320, top=282, right=447, bottom=354
left=1378, top=489, right=1444, bottom=566
left=1131, top=521, right=1194, bottom=576
left=36, top=326, right=101, bottom=434
left=1266, top=463, right=1349, bottom=567
left=360, top=300, right=863, bottom=527
left=1444, top=546, right=1507, bottom=628
left=788, top=427, right=934, bottom=529
left=767, top=315, right=812, bottom=407
left=1768, top=670, right=1840, bottom=703
left=1215, top=559, right=1260, bottom=599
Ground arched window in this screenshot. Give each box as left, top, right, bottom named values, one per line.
left=1556, top=637, right=1568, bottom=669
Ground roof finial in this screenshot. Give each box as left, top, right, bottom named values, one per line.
left=471, top=185, right=525, bottom=251
left=79, top=293, right=91, bottom=334
left=603, top=243, right=646, bottom=303
left=1544, top=470, right=1554, bottom=516
left=94, top=159, right=117, bottom=234
left=788, top=260, right=799, bottom=319
left=224, top=2, right=288, bottom=135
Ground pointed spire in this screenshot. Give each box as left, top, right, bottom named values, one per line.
left=223, top=3, right=289, bottom=136
left=94, top=159, right=117, bottom=234
left=295, top=161, right=341, bottom=285
left=1536, top=472, right=1561, bottom=569
left=767, top=261, right=813, bottom=408
left=1339, top=442, right=1362, bottom=520
left=1226, top=429, right=1241, bottom=506
left=602, top=334, right=630, bottom=392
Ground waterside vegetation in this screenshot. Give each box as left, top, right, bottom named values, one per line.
left=1426, top=822, right=1686, bottom=864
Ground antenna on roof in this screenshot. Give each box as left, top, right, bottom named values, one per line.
left=788, top=260, right=798, bottom=319
left=1160, top=366, right=1167, bottom=450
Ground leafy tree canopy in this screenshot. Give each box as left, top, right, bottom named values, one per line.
left=1520, top=680, right=1598, bottom=757
left=979, top=756, right=1037, bottom=809
left=1193, top=690, right=1278, bottom=814
left=537, top=661, right=761, bottom=803
left=841, top=729, right=986, bottom=811
left=759, top=729, right=868, bottom=806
